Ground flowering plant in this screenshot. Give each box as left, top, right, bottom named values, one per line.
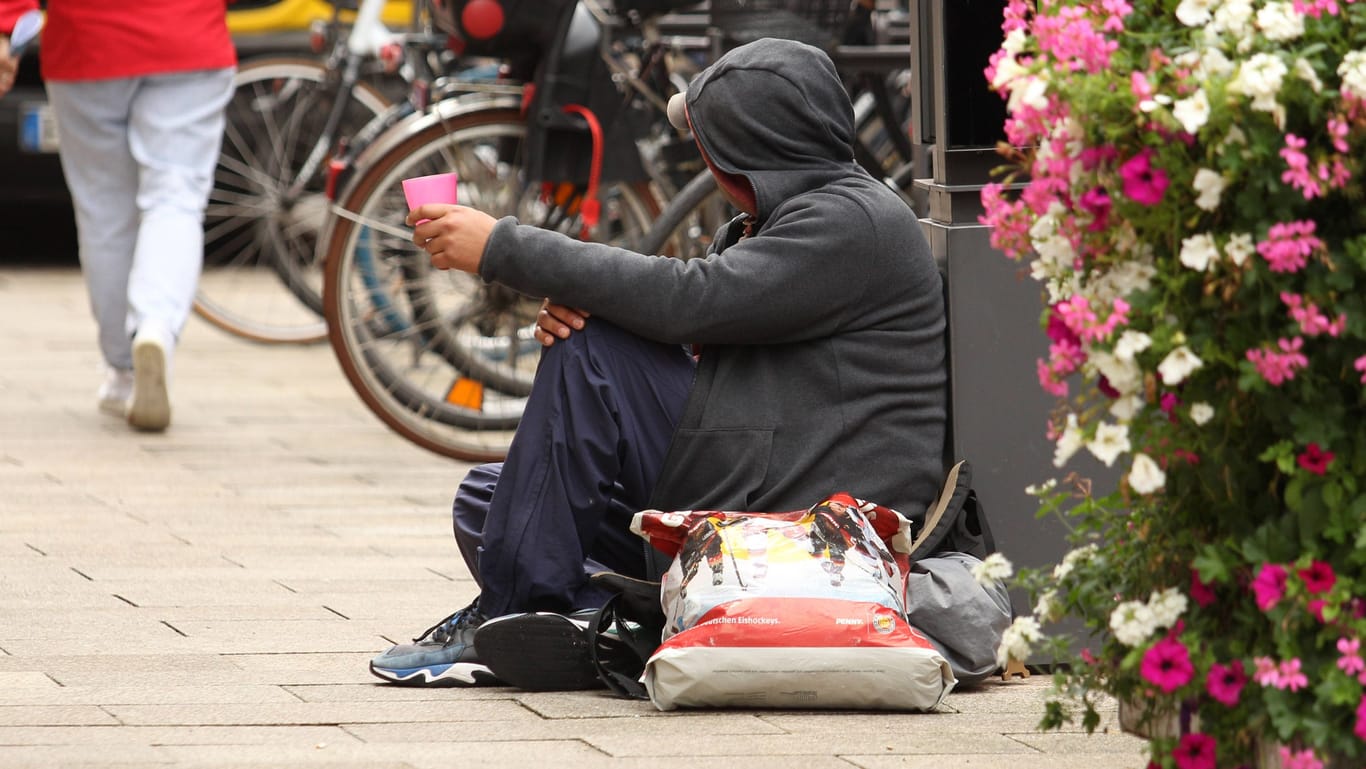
left=981, top=0, right=1366, bottom=765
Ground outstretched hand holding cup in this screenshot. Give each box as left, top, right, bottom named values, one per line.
left=401, top=172, right=459, bottom=224
left=404, top=171, right=498, bottom=275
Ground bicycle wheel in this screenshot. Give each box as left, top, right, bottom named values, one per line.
left=637, top=169, right=729, bottom=257
left=199, top=57, right=390, bottom=344
left=322, top=103, right=662, bottom=461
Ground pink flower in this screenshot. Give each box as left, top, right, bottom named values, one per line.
left=1173, top=733, right=1217, bottom=769
left=1298, top=560, right=1336, bottom=593
left=1206, top=660, right=1246, bottom=707
left=1246, top=337, right=1309, bottom=386
left=1257, top=220, right=1323, bottom=273
left=1278, top=658, right=1309, bottom=691
left=1297, top=444, right=1335, bottom=476
left=1254, top=656, right=1282, bottom=687
left=1282, top=292, right=1348, bottom=337
left=1251, top=564, right=1288, bottom=610
left=1141, top=636, right=1194, bottom=693
left=1280, top=747, right=1325, bottom=769
left=1309, top=599, right=1329, bottom=622
left=1189, top=571, right=1216, bottom=607
left=1338, top=637, right=1365, bottom=676
left=1355, top=355, right=1366, bottom=384
left=1120, top=148, right=1169, bottom=205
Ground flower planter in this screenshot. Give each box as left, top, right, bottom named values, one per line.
left=1116, top=697, right=1198, bottom=739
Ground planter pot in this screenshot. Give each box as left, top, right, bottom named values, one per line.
left=1117, top=697, right=1199, bottom=739
left=1255, top=741, right=1357, bottom=769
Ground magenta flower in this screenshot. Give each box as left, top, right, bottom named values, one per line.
left=1280, top=747, right=1326, bottom=769
left=1297, top=444, right=1335, bottom=476
left=1206, top=660, right=1246, bottom=707
left=1172, top=733, right=1217, bottom=769
left=1251, top=563, right=1288, bottom=610
left=1141, top=636, right=1194, bottom=693
left=1189, top=571, right=1216, bottom=607
left=1120, top=148, right=1169, bottom=205
left=1078, top=186, right=1112, bottom=231
left=1357, top=695, right=1366, bottom=741
left=1298, top=560, right=1336, bottom=593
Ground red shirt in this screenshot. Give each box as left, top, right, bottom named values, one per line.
left=0, top=0, right=236, bottom=82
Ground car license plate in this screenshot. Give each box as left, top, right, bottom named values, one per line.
left=19, top=101, right=60, bottom=153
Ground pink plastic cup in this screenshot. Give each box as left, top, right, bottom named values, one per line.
left=402, top=172, right=459, bottom=225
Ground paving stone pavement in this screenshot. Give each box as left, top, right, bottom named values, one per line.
left=0, top=267, right=1150, bottom=768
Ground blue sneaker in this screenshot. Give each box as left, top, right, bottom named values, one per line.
left=369, top=603, right=501, bottom=687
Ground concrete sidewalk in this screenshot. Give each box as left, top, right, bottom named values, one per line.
left=0, top=267, right=1149, bottom=769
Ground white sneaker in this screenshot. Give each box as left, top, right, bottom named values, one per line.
left=127, top=325, right=173, bottom=432
left=96, top=367, right=134, bottom=417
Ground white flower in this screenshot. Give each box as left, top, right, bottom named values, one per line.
left=1001, top=27, right=1027, bottom=56
left=1158, top=345, right=1204, bottom=385
left=1256, top=2, right=1303, bottom=41
left=1110, top=600, right=1159, bottom=647
left=1148, top=587, right=1189, bottom=628
left=1034, top=589, right=1060, bottom=622
left=1176, top=0, right=1217, bottom=26
left=1211, top=0, right=1256, bottom=44
left=1053, top=413, right=1085, bottom=468
left=1193, top=168, right=1225, bottom=211
left=1198, top=47, right=1234, bottom=79
left=1025, top=478, right=1057, bottom=496
left=1179, top=233, right=1220, bottom=272
left=1225, top=232, right=1255, bottom=266
left=1128, top=453, right=1167, bottom=494
left=1231, top=53, right=1287, bottom=114
left=1109, top=393, right=1145, bottom=421
left=1113, top=330, right=1152, bottom=362
left=1139, top=93, right=1173, bottom=113
left=1054, top=544, right=1099, bottom=580
left=1172, top=89, right=1210, bottom=134
left=1087, top=422, right=1131, bottom=467
left=1190, top=402, right=1215, bottom=425
left=990, top=54, right=1028, bottom=91
left=1089, top=351, right=1143, bottom=396
left=1338, top=51, right=1366, bottom=101
left=1090, top=258, right=1157, bottom=302
left=1295, top=58, right=1323, bottom=92
left=972, top=553, right=1014, bottom=586
left=996, top=616, right=1044, bottom=667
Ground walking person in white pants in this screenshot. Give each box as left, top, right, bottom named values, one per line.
left=0, top=1, right=236, bottom=430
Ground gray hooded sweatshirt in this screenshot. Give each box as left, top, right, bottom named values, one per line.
left=478, top=38, right=947, bottom=520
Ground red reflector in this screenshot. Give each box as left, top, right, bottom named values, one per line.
left=461, top=0, right=505, bottom=40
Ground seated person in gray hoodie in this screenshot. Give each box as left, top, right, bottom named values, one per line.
left=368, top=37, right=1007, bottom=691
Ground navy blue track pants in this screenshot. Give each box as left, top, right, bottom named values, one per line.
left=451, top=319, right=694, bottom=617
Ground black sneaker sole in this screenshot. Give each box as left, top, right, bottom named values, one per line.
left=474, top=613, right=605, bottom=692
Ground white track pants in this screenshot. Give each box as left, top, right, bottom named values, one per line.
left=46, top=68, right=233, bottom=370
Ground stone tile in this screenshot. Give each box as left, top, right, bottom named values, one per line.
left=0, top=706, right=119, bottom=727
left=584, top=731, right=1038, bottom=758
left=0, top=673, right=59, bottom=689
left=844, top=755, right=1149, bottom=769
left=0, top=745, right=173, bottom=768
left=342, top=712, right=787, bottom=743
left=0, top=684, right=301, bottom=706
left=102, top=700, right=539, bottom=726
left=0, top=725, right=361, bottom=746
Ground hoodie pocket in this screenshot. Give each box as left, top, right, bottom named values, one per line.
left=651, top=427, right=774, bottom=509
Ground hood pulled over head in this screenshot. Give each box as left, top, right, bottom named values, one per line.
left=682, top=37, right=857, bottom=220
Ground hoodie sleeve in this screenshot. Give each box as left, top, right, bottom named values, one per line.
left=479, top=191, right=909, bottom=346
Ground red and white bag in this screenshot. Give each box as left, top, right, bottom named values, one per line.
left=630, top=493, right=956, bottom=711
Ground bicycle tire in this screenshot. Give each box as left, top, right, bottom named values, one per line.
left=199, top=57, right=390, bottom=345
left=322, top=104, right=662, bottom=461
left=637, top=169, right=726, bottom=257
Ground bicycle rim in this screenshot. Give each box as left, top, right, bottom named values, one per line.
left=638, top=170, right=728, bottom=258
left=323, top=108, right=661, bottom=461
left=200, top=58, right=389, bottom=344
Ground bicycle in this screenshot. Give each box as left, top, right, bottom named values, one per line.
left=197, top=0, right=455, bottom=344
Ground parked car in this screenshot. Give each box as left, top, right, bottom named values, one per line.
left=0, top=0, right=414, bottom=205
